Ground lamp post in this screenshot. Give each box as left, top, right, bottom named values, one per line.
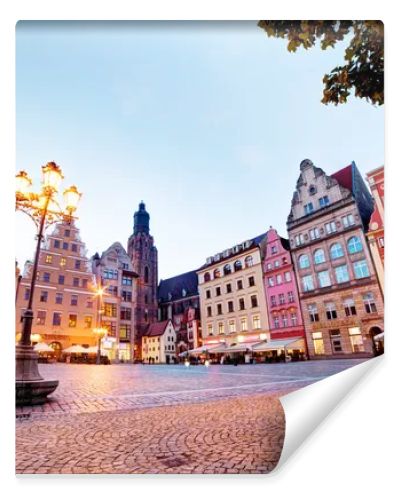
left=93, top=286, right=107, bottom=365
left=15, top=162, right=81, bottom=405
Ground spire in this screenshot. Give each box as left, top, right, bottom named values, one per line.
left=133, top=201, right=150, bottom=235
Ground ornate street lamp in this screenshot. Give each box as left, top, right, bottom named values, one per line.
left=93, top=286, right=108, bottom=365
left=15, top=162, right=81, bottom=405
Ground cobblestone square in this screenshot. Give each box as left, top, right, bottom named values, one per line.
left=16, top=359, right=364, bottom=474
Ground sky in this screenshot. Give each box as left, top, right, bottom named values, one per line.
left=15, top=21, right=384, bottom=280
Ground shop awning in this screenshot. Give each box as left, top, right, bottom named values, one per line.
left=62, top=345, right=88, bottom=354
left=186, top=343, right=226, bottom=355
left=374, top=332, right=384, bottom=341
left=86, top=346, right=108, bottom=355
left=252, top=337, right=304, bottom=352
left=222, top=342, right=263, bottom=353
left=33, top=342, right=54, bottom=352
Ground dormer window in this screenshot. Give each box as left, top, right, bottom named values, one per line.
left=304, top=202, right=314, bottom=215
left=308, top=185, right=317, bottom=196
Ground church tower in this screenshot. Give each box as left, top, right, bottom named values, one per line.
left=127, top=202, right=158, bottom=356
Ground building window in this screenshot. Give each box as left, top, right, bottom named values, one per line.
left=348, top=236, right=363, bottom=254
left=74, top=260, right=81, bottom=270
left=60, top=257, right=66, bottom=267
left=245, top=256, right=253, bottom=268
left=54, top=239, right=60, bottom=249
left=213, top=268, right=221, bottom=279
left=353, top=260, right=370, bottom=279
left=239, top=298, right=245, bottom=310
left=270, top=295, right=276, bottom=307
left=107, top=286, right=118, bottom=296
left=288, top=291, right=295, bottom=303
left=45, top=255, right=53, bottom=264
left=120, top=307, right=132, bottom=320
left=71, top=243, right=78, bottom=252
left=86, top=299, right=93, bottom=308
left=295, top=234, right=304, bottom=246
left=52, top=312, right=62, bottom=326
left=73, top=277, right=80, bottom=287
left=278, top=293, right=285, bottom=305
left=24, top=287, right=30, bottom=300
left=302, top=275, right=314, bottom=292
left=312, top=332, right=324, bottom=355
left=240, top=317, right=248, bottom=331
left=122, top=276, right=133, bottom=286
left=325, top=221, right=337, bottom=234
left=344, top=298, right=357, bottom=316
left=104, top=302, right=117, bottom=317
left=335, top=265, right=350, bottom=283
left=40, top=290, right=48, bottom=302
left=251, top=295, right=258, bottom=308
left=271, top=246, right=278, bottom=255
left=237, top=280, right=243, bottom=290
left=304, top=202, right=314, bottom=215
left=207, top=324, right=213, bottom=336
left=218, top=322, right=224, bottom=335
left=330, top=243, right=344, bottom=260
left=378, top=237, right=384, bottom=248
left=282, top=315, right=288, bottom=327
left=274, top=260, right=280, bottom=268
left=284, top=271, right=292, bottom=282
left=291, top=313, right=298, bottom=326
left=122, top=291, right=132, bottom=302
left=309, top=227, right=320, bottom=240
left=63, top=242, right=68, bottom=250
left=84, top=316, right=92, bottom=329
left=363, top=293, right=377, bottom=313
left=268, top=277, right=275, bottom=287
left=204, top=272, right=211, bottom=282
left=58, top=275, right=65, bottom=285
left=120, top=325, right=131, bottom=340
left=68, top=314, right=77, bottom=328
left=273, top=316, right=280, bottom=328
left=314, top=249, right=326, bottom=265
left=64, top=229, right=70, bottom=237
left=299, top=254, right=310, bottom=269
left=342, top=214, right=355, bottom=228
left=228, top=301, right=234, bottom=313
left=82, top=279, right=88, bottom=289
left=216, top=287, right=221, bottom=297
left=253, top=315, right=261, bottom=329
left=276, top=274, right=282, bottom=285
left=217, top=304, right=222, bottom=315
left=206, top=306, right=212, bottom=317
left=248, top=276, right=255, bottom=287
left=319, top=196, right=330, bottom=208
left=234, top=260, right=242, bottom=272
left=43, top=272, right=51, bottom=283
left=70, top=294, right=78, bottom=306
left=325, top=302, right=338, bottom=320
left=55, top=292, right=63, bottom=304
left=206, top=290, right=211, bottom=299
left=36, top=310, right=46, bottom=325
left=349, top=327, right=365, bottom=353
left=308, top=304, right=319, bottom=322
left=229, top=320, right=236, bottom=333
left=223, top=264, right=232, bottom=275
left=329, top=329, right=342, bottom=352
left=226, top=283, right=232, bottom=293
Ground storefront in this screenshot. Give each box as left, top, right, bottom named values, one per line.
left=252, top=337, right=306, bottom=362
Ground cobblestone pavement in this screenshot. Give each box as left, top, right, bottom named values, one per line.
left=16, top=359, right=364, bottom=417
left=16, top=394, right=285, bottom=474
left=16, top=360, right=365, bottom=474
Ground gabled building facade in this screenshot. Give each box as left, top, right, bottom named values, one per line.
left=92, top=242, right=138, bottom=362
left=263, top=227, right=306, bottom=345
left=15, top=221, right=97, bottom=359
left=287, top=159, right=384, bottom=359
left=141, top=319, right=177, bottom=364
left=366, top=166, right=384, bottom=294
left=197, top=235, right=270, bottom=351
left=158, top=270, right=201, bottom=353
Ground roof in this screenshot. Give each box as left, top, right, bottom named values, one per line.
left=158, top=270, right=199, bottom=303
left=331, top=164, right=353, bottom=192
left=280, top=237, right=290, bottom=251
left=144, top=320, right=172, bottom=337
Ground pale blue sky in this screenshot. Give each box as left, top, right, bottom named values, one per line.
left=16, top=21, right=384, bottom=279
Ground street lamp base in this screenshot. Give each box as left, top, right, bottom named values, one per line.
left=16, top=345, right=59, bottom=406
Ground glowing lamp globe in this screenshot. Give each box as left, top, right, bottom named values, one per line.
left=15, top=171, right=32, bottom=199
left=63, top=185, right=81, bottom=213
left=42, top=162, right=63, bottom=191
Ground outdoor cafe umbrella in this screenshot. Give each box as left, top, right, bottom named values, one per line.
left=62, top=345, right=88, bottom=354
left=33, top=342, right=54, bottom=352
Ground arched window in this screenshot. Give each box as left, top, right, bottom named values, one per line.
left=213, top=268, right=221, bottom=279
left=234, top=260, right=242, bottom=272
left=347, top=236, right=363, bottom=254
left=144, top=266, right=149, bottom=284
left=245, top=256, right=253, bottom=268
left=204, top=272, right=211, bottom=282
left=330, top=242, right=344, bottom=260
left=314, top=249, right=326, bottom=265
left=298, top=254, right=310, bottom=269
left=223, top=264, right=232, bottom=275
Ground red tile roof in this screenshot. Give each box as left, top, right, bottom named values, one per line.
left=144, top=320, right=171, bottom=337
left=331, top=164, right=353, bottom=191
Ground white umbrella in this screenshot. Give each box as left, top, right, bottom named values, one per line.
left=85, top=346, right=108, bottom=355
left=34, top=342, right=54, bottom=352
left=62, top=345, right=88, bottom=354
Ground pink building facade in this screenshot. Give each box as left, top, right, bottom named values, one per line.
left=263, top=227, right=306, bottom=344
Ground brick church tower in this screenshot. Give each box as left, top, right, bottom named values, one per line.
left=127, top=202, right=158, bottom=357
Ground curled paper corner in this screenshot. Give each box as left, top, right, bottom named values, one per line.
left=275, top=356, right=383, bottom=471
